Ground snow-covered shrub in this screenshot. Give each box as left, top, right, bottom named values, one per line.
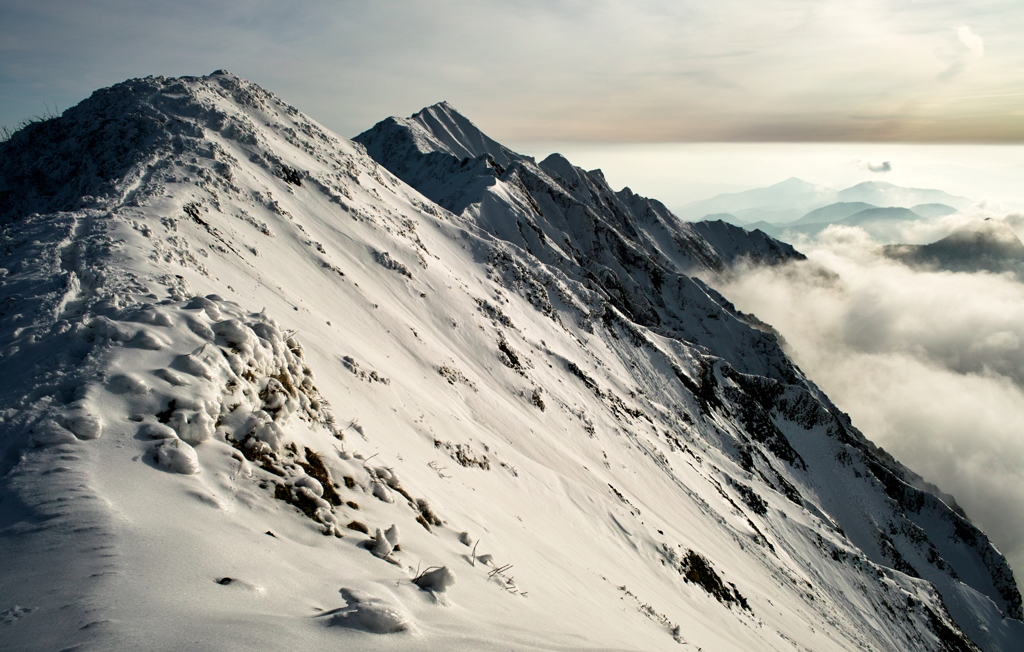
left=413, top=566, right=456, bottom=594
left=63, top=411, right=102, bottom=440
left=371, top=528, right=393, bottom=559
left=384, top=524, right=400, bottom=547
left=168, top=409, right=214, bottom=444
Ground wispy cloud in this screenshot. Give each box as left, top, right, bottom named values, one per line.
left=938, top=25, right=986, bottom=81
left=855, top=159, right=893, bottom=173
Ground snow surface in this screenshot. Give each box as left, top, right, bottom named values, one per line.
left=0, top=71, right=1021, bottom=651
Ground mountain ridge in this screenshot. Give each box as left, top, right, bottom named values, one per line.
left=0, top=72, right=1020, bottom=651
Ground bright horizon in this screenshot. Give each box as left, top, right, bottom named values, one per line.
left=506, top=141, right=1024, bottom=211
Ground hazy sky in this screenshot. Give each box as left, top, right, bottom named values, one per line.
left=2, top=0, right=1022, bottom=142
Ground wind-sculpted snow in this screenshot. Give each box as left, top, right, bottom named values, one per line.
left=0, top=73, right=1021, bottom=651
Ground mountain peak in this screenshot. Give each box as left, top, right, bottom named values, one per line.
left=845, top=180, right=896, bottom=190
left=771, top=176, right=820, bottom=190
left=0, top=72, right=349, bottom=223
left=837, top=180, right=972, bottom=209
left=408, top=101, right=511, bottom=167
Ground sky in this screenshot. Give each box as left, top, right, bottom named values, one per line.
left=2, top=0, right=1023, bottom=143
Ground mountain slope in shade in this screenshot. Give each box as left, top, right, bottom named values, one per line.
left=882, top=219, right=1024, bottom=276
left=0, top=73, right=1021, bottom=652
left=688, top=219, right=805, bottom=268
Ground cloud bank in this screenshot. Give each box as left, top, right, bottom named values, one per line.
left=717, top=215, right=1024, bottom=579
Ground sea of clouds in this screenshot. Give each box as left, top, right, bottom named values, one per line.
left=717, top=210, right=1024, bottom=579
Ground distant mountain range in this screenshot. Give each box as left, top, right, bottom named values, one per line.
left=679, top=179, right=971, bottom=225
left=675, top=177, right=835, bottom=224
left=679, top=179, right=971, bottom=244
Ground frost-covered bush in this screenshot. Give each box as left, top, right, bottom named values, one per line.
left=168, top=409, right=214, bottom=444
left=413, top=566, right=456, bottom=594
left=384, top=524, right=400, bottom=547
left=371, top=528, right=393, bottom=559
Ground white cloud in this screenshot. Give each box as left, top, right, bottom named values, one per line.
left=958, top=25, right=985, bottom=58
left=717, top=214, right=1024, bottom=577
left=938, top=25, right=985, bottom=80
left=855, top=159, right=893, bottom=173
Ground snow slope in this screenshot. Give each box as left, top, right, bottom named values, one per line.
left=1, top=72, right=1021, bottom=651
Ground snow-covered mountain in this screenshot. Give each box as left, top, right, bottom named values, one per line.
left=355, top=102, right=805, bottom=372
left=1, top=72, right=1021, bottom=652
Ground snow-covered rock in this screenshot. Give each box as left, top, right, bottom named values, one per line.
left=153, top=437, right=200, bottom=474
